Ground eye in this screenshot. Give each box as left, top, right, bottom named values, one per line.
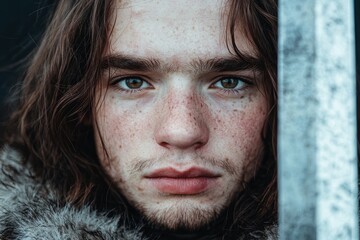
left=211, top=77, right=247, bottom=90
left=113, top=77, right=152, bottom=91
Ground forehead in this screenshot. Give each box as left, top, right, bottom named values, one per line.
left=109, top=0, right=255, bottom=63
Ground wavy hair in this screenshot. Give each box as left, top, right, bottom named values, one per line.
left=225, top=0, right=278, bottom=235
left=5, top=0, right=278, bottom=234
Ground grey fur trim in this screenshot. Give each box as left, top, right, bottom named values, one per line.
left=238, top=225, right=278, bottom=240
left=0, top=146, right=144, bottom=240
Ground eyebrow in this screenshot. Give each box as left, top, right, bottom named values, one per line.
left=101, top=54, right=263, bottom=73
left=101, top=54, right=161, bottom=71
left=191, top=56, right=263, bottom=73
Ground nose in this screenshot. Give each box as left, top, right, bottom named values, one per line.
left=155, top=92, right=209, bottom=150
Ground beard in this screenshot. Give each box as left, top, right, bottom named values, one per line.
left=103, top=150, right=264, bottom=232
left=134, top=197, right=226, bottom=231
left=119, top=157, right=252, bottom=231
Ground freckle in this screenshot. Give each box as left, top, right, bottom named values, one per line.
left=189, top=113, right=192, bottom=117
left=137, top=187, right=144, bottom=192
left=213, top=127, right=217, bottom=130
left=119, top=145, right=122, bottom=148
left=248, top=95, right=253, bottom=102
left=233, top=109, right=238, bottom=112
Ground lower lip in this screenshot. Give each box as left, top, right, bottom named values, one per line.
left=147, top=177, right=217, bottom=195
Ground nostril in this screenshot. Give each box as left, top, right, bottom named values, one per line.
left=193, top=141, right=207, bottom=150
left=158, top=139, right=207, bottom=150
left=158, top=141, right=170, bottom=149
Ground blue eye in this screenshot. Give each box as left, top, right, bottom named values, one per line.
left=212, top=77, right=247, bottom=90
left=114, top=77, right=151, bottom=90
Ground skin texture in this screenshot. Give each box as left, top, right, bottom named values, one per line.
left=94, top=0, right=268, bottom=230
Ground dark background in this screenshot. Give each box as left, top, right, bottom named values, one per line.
left=0, top=0, right=55, bottom=127
left=0, top=1, right=359, bottom=138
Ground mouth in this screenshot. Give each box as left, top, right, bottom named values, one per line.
left=144, top=167, right=221, bottom=195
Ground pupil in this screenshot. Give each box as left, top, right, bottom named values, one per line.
left=126, top=78, right=143, bottom=89
left=221, top=78, right=238, bottom=88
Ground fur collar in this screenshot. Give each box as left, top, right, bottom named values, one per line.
left=0, top=146, right=278, bottom=239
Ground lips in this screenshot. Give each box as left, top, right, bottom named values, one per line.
left=144, top=167, right=220, bottom=195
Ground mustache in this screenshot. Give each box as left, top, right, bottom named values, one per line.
left=129, top=155, right=239, bottom=176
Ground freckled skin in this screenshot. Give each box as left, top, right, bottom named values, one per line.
left=94, top=0, right=268, bottom=231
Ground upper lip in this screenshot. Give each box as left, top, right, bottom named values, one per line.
left=144, top=167, right=221, bottom=178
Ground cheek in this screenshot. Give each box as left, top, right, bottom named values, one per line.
left=95, top=99, right=134, bottom=167
left=97, top=97, right=151, bottom=148
left=210, top=96, right=267, bottom=166
left=215, top=103, right=266, bottom=143
left=95, top=94, right=158, bottom=177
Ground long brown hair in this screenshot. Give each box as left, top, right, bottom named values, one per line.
left=5, top=0, right=278, bottom=234
left=224, top=0, right=278, bottom=234
left=6, top=0, right=116, bottom=205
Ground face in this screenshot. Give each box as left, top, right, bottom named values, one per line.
left=94, top=0, right=268, bottom=230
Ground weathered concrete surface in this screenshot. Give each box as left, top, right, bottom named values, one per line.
left=278, top=0, right=358, bottom=239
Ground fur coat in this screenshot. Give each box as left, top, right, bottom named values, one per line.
left=0, top=146, right=278, bottom=240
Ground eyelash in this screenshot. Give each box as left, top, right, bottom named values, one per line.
left=210, top=76, right=253, bottom=95
left=110, top=76, right=152, bottom=93
left=110, top=76, right=252, bottom=95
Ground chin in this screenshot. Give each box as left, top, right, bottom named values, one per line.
left=136, top=199, right=225, bottom=231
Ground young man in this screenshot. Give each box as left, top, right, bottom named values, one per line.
left=0, top=0, right=278, bottom=239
